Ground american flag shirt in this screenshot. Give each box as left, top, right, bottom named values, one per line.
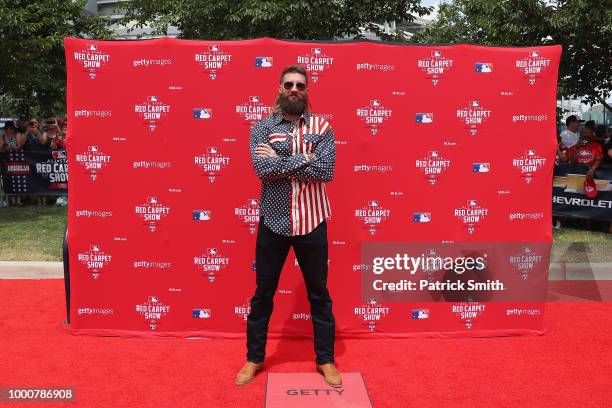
left=250, top=111, right=336, bottom=236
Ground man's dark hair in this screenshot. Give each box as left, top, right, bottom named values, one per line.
left=566, top=115, right=579, bottom=127
left=585, top=120, right=595, bottom=130
left=279, top=65, right=308, bottom=84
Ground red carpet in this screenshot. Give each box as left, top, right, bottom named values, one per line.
left=1, top=279, right=610, bottom=407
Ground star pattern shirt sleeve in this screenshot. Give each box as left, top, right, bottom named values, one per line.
left=250, top=121, right=309, bottom=182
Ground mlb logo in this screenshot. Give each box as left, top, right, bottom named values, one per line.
left=88, top=44, right=97, bottom=51
left=149, top=322, right=157, bottom=330
left=311, top=72, right=319, bottom=82
left=149, top=296, right=158, bottom=303
left=432, top=50, right=441, bottom=57
left=472, top=163, right=490, bottom=173
left=526, top=149, right=535, bottom=156
left=471, top=100, right=480, bottom=107
left=148, top=197, right=158, bottom=204
left=367, top=297, right=377, bottom=305
left=368, top=200, right=379, bottom=207
left=416, top=113, right=433, bottom=123
left=475, top=63, right=493, bottom=73
left=430, top=151, right=439, bottom=158
left=412, top=309, right=430, bottom=319
left=255, top=57, right=273, bottom=68
left=150, top=96, right=158, bottom=102
left=52, top=150, right=67, bottom=159
left=530, top=51, right=539, bottom=58
left=193, top=108, right=211, bottom=119
left=208, top=147, right=218, bottom=154
left=413, top=212, right=431, bottom=223
left=209, top=70, right=217, bottom=80
left=209, top=45, right=220, bottom=52
left=523, top=247, right=532, bottom=254
left=208, top=248, right=217, bottom=255
left=90, top=245, right=100, bottom=252
left=311, top=48, right=322, bottom=55
left=468, top=199, right=478, bottom=206
left=193, top=309, right=211, bottom=319
left=371, top=100, right=381, bottom=107
left=249, top=198, right=258, bottom=206
left=249, top=96, right=260, bottom=103
left=193, top=210, right=211, bottom=221
left=88, top=146, right=98, bottom=152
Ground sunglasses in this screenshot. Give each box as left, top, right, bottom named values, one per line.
left=283, top=81, right=306, bottom=91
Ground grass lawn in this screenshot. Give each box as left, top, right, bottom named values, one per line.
left=0, top=206, right=610, bottom=261
left=0, top=206, right=67, bottom=261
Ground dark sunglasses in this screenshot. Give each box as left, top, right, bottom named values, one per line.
left=283, top=81, right=306, bottom=91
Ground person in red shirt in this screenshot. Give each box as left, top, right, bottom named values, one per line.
left=568, top=127, right=603, bottom=180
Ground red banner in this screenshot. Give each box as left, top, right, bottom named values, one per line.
left=65, top=37, right=561, bottom=338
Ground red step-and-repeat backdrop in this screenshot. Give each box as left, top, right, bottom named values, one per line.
left=65, top=37, right=561, bottom=338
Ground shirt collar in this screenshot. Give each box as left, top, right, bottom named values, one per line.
left=273, top=111, right=311, bottom=125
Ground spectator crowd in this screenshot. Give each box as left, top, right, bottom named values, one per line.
left=556, top=115, right=612, bottom=233
left=0, top=116, right=68, bottom=206
left=557, top=116, right=612, bottom=170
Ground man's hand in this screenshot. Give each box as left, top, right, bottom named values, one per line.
left=255, top=143, right=278, bottom=158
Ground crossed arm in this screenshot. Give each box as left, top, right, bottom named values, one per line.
left=249, top=122, right=336, bottom=183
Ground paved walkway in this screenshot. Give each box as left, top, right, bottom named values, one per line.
left=0, top=261, right=64, bottom=279
left=0, top=261, right=610, bottom=280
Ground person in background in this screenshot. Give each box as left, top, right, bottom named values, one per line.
left=16, top=116, right=29, bottom=134
left=594, top=125, right=611, bottom=165
left=23, top=117, right=49, bottom=151
left=29, top=118, right=53, bottom=205
left=568, top=127, right=603, bottom=180
left=1, top=121, right=26, bottom=206
left=556, top=131, right=569, bottom=165
left=1, top=121, right=25, bottom=152
left=584, top=120, right=596, bottom=132
left=46, top=118, right=66, bottom=150
left=560, top=115, right=581, bottom=149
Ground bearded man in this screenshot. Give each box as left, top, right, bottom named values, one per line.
left=235, top=65, right=340, bottom=388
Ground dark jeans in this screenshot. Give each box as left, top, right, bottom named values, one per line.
left=246, top=220, right=335, bottom=365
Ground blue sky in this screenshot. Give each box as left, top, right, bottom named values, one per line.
left=420, top=0, right=444, bottom=20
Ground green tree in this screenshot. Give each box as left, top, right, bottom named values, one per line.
left=413, top=0, right=612, bottom=110
left=0, top=0, right=113, bottom=118
left=122, top=0, right=432, bottom=41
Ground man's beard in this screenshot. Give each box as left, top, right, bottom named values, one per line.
left=278, top=92, right=308, bottom=116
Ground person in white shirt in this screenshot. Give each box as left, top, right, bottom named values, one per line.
left=560, top=115, right=581, bottom=148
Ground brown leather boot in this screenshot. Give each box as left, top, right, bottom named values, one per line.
left=316, top=363, right=342, bottom=388
left=235, top=361, right=263, bottom=386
